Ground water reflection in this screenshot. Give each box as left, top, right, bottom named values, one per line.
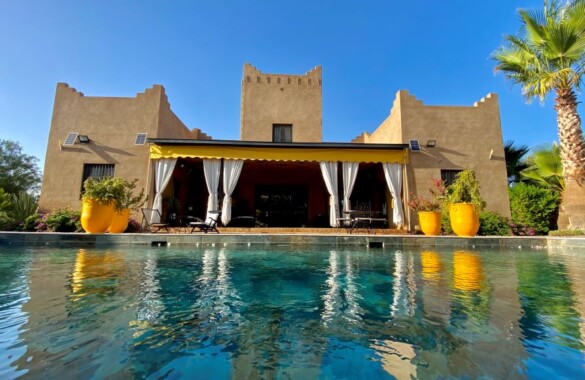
left=322, top=250, right=364, bottom=326
left=420, top=250, right=443, bottom=283
left=391, top=250, right=417, bottom=318
left=453, top=250, right=484, bottom=292
left=135, top=250, right=163, bottom=324
left=2, top=246, right=585, bottom=378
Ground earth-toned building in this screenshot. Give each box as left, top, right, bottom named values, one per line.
left=39, top=63, right=510, bottom=231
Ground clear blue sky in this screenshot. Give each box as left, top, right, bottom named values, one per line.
left=1, top=0, right=580, bottom=169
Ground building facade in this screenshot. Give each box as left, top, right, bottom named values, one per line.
left=39, top=64, right=510, bottom=231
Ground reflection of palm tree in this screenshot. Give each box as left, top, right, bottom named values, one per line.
left=516, top=253, right=583, bottom=350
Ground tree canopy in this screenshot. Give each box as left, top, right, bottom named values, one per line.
left=0, top=139, right=41, bottom=194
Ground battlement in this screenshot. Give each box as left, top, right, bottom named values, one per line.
left=351, top=132, right=371, bottom=143
left=190, top=128, right=212, bottom=140
left=242, top=63, right=322, bottom=86
left=473, top=93, right=498, bottom=107
left=395, top=89, right=499, bottom=109
left=57, top=83, right=84, bottom=97
left=57, top=82, right=167, bottom=101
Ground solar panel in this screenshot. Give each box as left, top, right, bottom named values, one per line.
left=135, top=133, right=147, bottom=145
left=409, top=139, right=421, bottom=151
left=63, top=133, right=78, bottom=146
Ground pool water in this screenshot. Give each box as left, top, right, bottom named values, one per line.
left=1, top=246, right=584, bottom=379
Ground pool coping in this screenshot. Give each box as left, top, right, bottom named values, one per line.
left=1, top=231, right=584, bottom=250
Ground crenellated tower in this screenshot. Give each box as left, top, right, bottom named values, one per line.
left=240, top=63, right=322, bottom=142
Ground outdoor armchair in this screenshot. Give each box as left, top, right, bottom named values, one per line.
left=190, top=211, right=221, bottom=233
left=141, top=208, right=169, bottom=233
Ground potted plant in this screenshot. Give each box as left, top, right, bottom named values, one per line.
left=408, top=178, right=446, bottom=236
left=108, top=179, right=147, bottom=233
left=445, top=170, right=486, bottom=237
left=81, top=177, right=125, bottom=233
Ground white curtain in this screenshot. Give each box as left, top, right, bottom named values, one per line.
left=203, top=159, right=222, bottom=220
left=342, top=162, right=359, bottom=213
left=383, top=163, right=404, bottom=227
left=320, top=161, right=340, bottom=227
left=221, top=159, right=244, bottom=225
left=153, top=158, right=177, bottom=216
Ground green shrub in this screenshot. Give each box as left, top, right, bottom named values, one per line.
left=10, top=192, right=38, bottom=226
left=22, top=213, right=41, bottom=231
left=478, top=211, right=511, bottom=236
left=549, top=229, right=584, bottom=236
left=441, top=210, right=453, bottom=235
left=38, top=208, right=82, bottom=232
left=509, top=183, right=560, bottom=235
left=82, top=177, right=126, bottom=210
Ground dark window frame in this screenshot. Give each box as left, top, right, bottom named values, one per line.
left=441, top=169, right=463, bottom=187
left=272, top=124, right=293, bottom=143
left=80, top=163, right=115, bottom=197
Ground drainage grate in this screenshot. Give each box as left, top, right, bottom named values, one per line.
left=151, top=241, right=168, bottom=247
left=368, top=242, right=384, bottom=249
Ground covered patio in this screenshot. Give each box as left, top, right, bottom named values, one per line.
left=146, top=139, right=409, bottom=232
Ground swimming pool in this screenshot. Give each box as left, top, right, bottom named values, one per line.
left=1, top=246, right=584, bottom=379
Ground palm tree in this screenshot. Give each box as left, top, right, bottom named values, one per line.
left=504, top=140, right=530, bottom=185
left=521, top=143, right=564, bottom=193
left=493, top=0, right=585, bottom=229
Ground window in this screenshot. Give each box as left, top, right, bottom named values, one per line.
left=273, top=124, right=292, bottom=142
left=441, top=169, right=463, bottom=187
left=81, top=164, right=115, bottom=195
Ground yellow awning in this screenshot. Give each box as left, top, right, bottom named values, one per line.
left=149, top=144, right=408, bottom=164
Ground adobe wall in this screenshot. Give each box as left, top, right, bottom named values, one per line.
left=38, top=83, right=192, bottom=212
left=240, top=63, right=322, bottom=142
left=368, top=91, right=511, bottom=223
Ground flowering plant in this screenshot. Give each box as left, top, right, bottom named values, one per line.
left=407, top=178, right=447, bottom=212
left=509, top=222, right=536, bottom=236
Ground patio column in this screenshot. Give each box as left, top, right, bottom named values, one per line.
left=320, top=161, right=340, bottom=227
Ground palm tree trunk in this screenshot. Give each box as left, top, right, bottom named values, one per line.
left=554, top=88, right=585, bottom=230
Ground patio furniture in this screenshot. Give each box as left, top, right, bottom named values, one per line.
left=141, top=208, right=169, bottom=233
left=190, top=211, right=221, bottom=233
left=342, top=210, right=387, bottom=234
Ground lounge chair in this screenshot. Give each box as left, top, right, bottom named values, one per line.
left=141, top=208, right=169, bottom=233
left=190, top=211, right=220, bottom=233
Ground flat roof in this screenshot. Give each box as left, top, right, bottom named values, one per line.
left=147, top=138, right=409, bottom=150
left=148, top=139, right=409, bottom=164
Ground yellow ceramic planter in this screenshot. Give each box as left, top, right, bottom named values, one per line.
left=81, top=198, right=115, bottom=233
left=449, top=203, right=480, bottom=237
left=108, top=209, right=130, bottom=233
left=453, top=250, right=483, bottom=291
left=418, top=211, right=442, bottom=236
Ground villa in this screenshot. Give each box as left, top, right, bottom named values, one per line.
left=38, top=64, right=510, bottom=231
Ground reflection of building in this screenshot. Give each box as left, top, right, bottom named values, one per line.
left=39, top=63, right=510, bottom=230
